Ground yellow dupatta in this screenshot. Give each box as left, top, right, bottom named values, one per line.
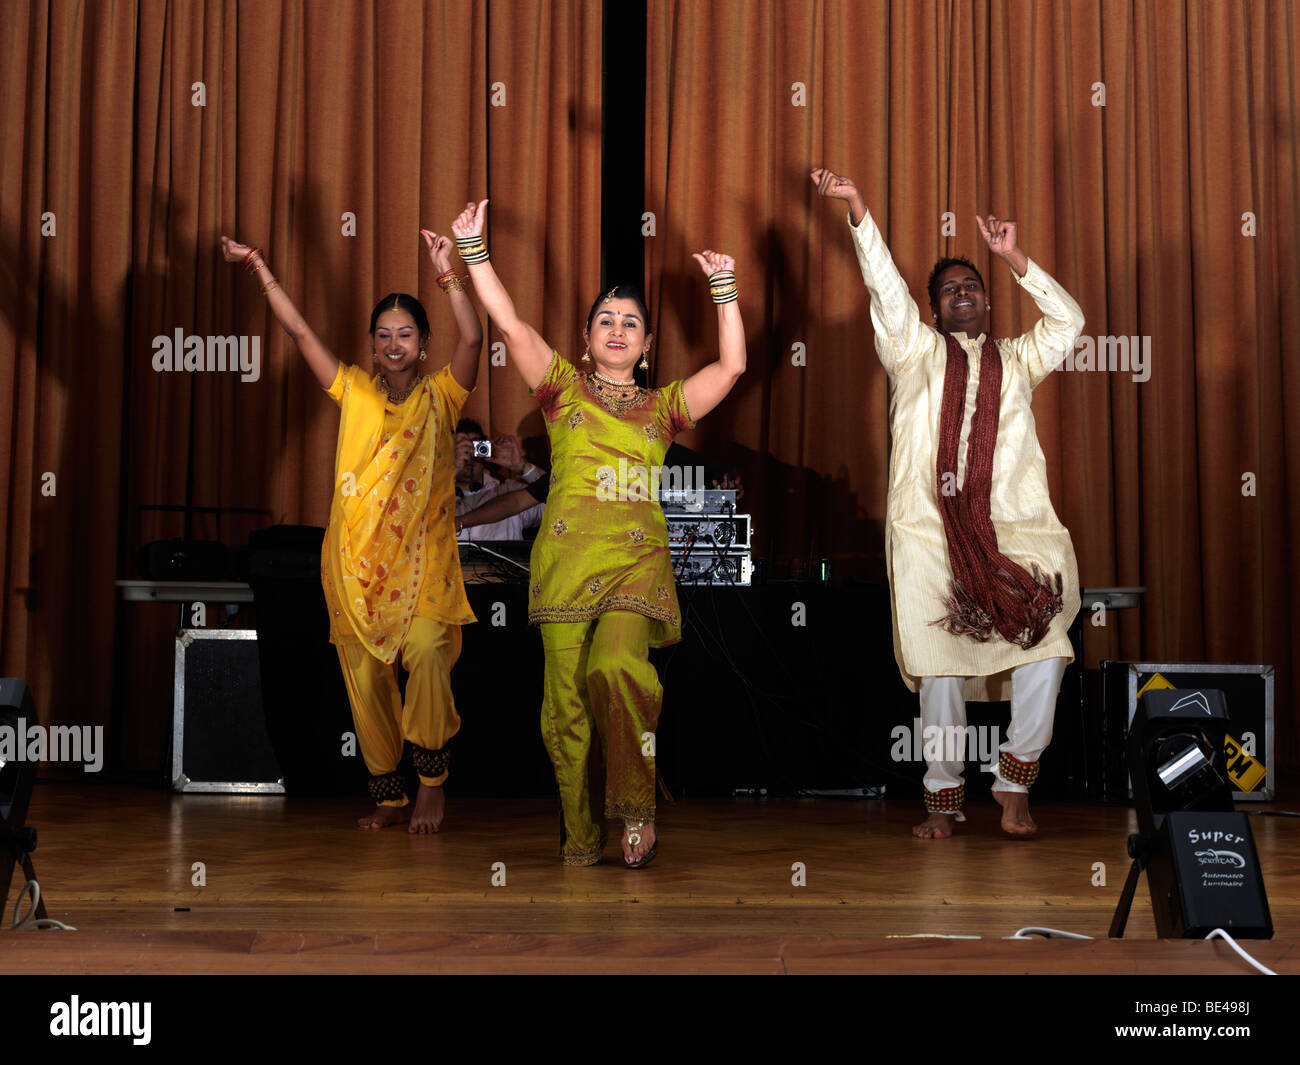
left=325, top=373, right=436, bottom=663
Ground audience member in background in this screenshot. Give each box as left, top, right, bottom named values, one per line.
left=453, top=421, right=545, bottom=540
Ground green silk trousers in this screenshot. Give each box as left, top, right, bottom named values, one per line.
left=540, top=611, right=662, bottom=865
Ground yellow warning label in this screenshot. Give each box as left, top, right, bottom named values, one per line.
left=1137, top=673, right=1176, bottom=699
left=1139, top=672, right=1267, bottom=793
left=1224, top=734, right=1268, bottom=793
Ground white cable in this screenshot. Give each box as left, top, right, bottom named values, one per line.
left=463, top=540, right=529, bottom=572
left=886, top=933, right=981, bottom=939
left=11, top=878, right=77, bottom=931
left=1009, top=926, right=1093, bottom=940
left=1007, top=926, right=1276, bottom=972
left=1205, top=928, right=1276, bottom=975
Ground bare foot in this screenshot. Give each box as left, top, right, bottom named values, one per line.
left=622, top=821, right=657, bottom=865
left=357, top=804, right=409, bottom=829
left=912, top=812, right=957, bottom=839
left=993, top=790, right=1038, bottom=837
left=408, top=783, right=445, bottom=835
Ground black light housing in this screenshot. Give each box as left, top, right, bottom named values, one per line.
left=1110, top=687, right=1271, bottom=939
left=1128, top=688, right=1235, bottom=835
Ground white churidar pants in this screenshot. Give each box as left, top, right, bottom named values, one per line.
left=918, top=657, right=1068, bottom=797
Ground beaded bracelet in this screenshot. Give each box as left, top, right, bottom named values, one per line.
left=456, top=234, right=489, bottom=264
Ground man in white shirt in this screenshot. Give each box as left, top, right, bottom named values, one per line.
left=453, top=420, right=546, bottom=541
left=813, top=167, right=1083, bottom=840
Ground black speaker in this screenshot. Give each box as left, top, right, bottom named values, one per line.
left=246, top=526, right=366, bottom=795
left=172, top=630, right=283, bottom=792
left=138, top=539, right=230, bottom=580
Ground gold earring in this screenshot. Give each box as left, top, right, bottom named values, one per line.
left=582, top=346, right=592, bottom=363
left=419, top=348, right=427, bottom=361
left=639, top=353, right=649, bottom=370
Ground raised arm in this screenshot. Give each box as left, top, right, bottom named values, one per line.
left=451, top=199, right=553, bottom=390
left=221, top=237, right=339, bottom=389
left=979, top=216, right=1085, bottom=388
left=420, top=223, right=483, bottom=391
left=976, top=214, right=1028, bottom=278
left=810, top=167, right=925, bottom=375
left=681, top=251, right=746, bottom=422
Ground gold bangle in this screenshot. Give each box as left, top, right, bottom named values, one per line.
left=456, top=235, right=489, bottom=264
left=261, top=279, right=280, bottom=294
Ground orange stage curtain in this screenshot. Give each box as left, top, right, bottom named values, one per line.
left=0, top=0, right=600, bottom=773
left=2, top=0, right=1297, bottom=778
left=646, top=0, right=1299, bottom=772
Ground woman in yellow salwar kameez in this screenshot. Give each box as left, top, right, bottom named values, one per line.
left=450, top=199, right=746, bottom=867
left=221, top=210, right=483, bottom=833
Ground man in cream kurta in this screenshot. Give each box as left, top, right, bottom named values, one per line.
left=813, top=168, right=1083, bottom=838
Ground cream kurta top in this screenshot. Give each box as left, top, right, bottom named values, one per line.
left=849, top=208, right=1084, bottom=700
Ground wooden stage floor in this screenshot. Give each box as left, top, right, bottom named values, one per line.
left=4, top=783, right=1297, bottom=975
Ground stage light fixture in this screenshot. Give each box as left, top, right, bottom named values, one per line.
left=1151, top=731, right=1226, bottom=811
left=1110, top=688, right=1271, bottom=939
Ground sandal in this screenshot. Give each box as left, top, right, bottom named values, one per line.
left=624, top=820, right=658, bottom=869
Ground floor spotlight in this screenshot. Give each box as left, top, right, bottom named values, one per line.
left=1110, top=688, right=1271, bottom=939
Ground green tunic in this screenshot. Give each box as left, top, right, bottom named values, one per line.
left=528, top=352, right=695, bottom=647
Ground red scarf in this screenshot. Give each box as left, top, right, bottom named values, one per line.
left=932, top=333, right=1062, bottom=648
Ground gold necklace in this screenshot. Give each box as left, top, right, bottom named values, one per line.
left=584, top=372, right=646, bottom=417
left=374, top=372, right=423, bottom=404
left=593, top=370, right=637, bottom=386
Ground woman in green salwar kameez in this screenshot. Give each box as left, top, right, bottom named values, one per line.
left=451, top=198, right=745, bottom=866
